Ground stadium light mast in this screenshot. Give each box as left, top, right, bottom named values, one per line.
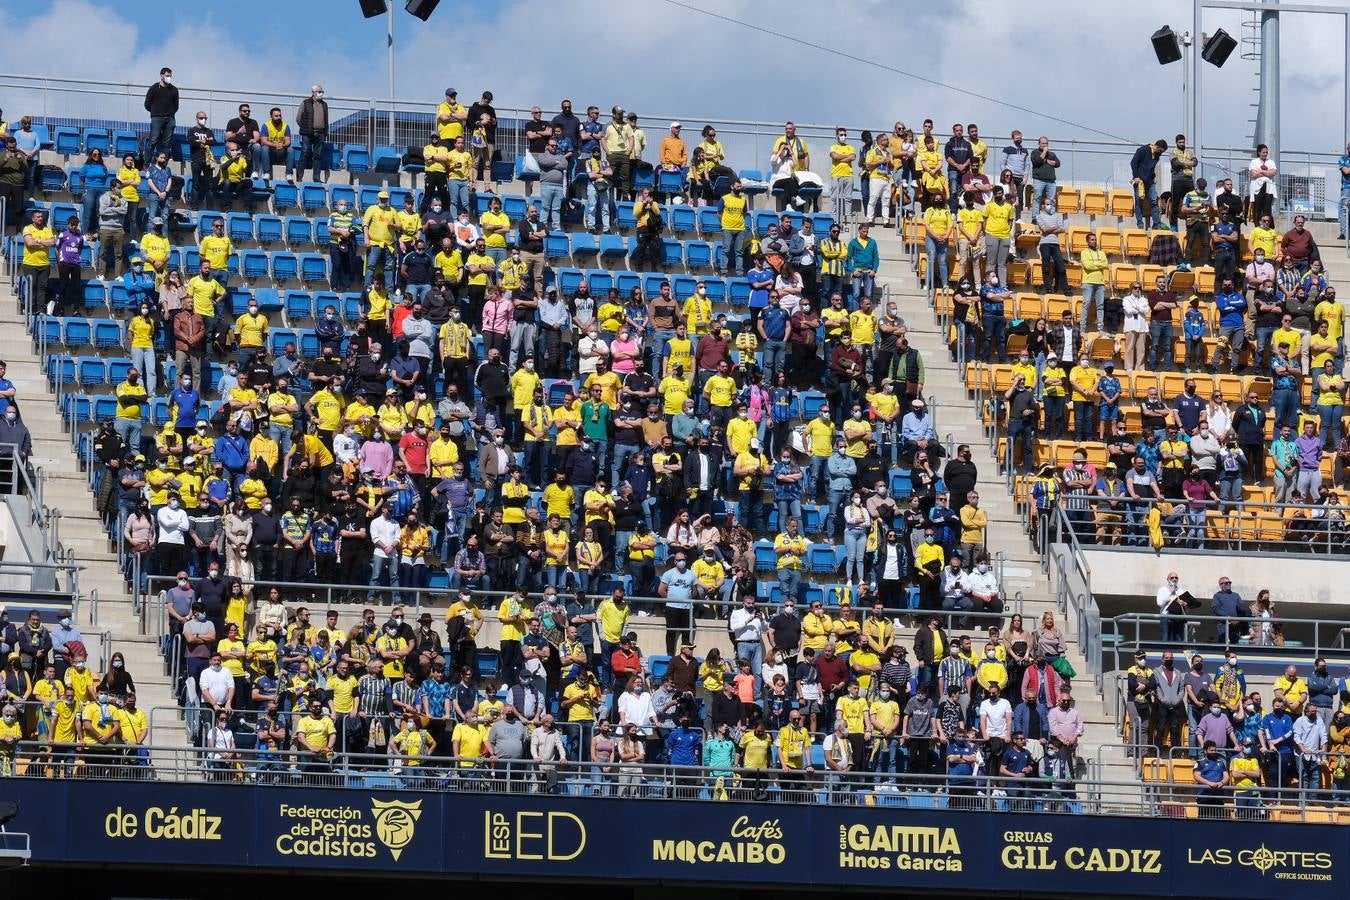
left=359, top=1, right=444, bottom=143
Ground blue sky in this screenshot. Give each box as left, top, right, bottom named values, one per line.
left=3, top=0, right=1348, bottom=166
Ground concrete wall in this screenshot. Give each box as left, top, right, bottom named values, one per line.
left=1081, top=546, right=1338, bottom=608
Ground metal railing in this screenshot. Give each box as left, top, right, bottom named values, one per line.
left=1, top=71, right=1344, bottom=219
left=1102, top=611, right=1350, bottom=662
left=1053, top=495, right=1350, bottom=558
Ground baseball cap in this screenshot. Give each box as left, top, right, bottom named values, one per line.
left=151, top=217, right=164, bottom=226
left=444, top=87, right=457, bottom=96
left=377, top=190, right=390, bottom=199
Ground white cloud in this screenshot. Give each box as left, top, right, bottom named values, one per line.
left=4, top=0, right=1347, bottom=179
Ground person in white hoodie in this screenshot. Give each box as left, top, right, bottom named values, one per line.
left=1121, top=282, right=1151, bottom=371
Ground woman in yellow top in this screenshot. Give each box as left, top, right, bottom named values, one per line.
left=698, top=647, right=730, bottom=707
left=697, top=126, right=725, bottom=177
left=378, top=393, right=407, bottom=439
left=393, top=716, right=435, bottom=766
left=117, top=153, right=142, bottom=231
left=217, top=622, right=248, bottom=681
left=366, top=281, right=392, bottom=332
left=596, top=293, right=625, bottom=338
left=224, top=582, right=250, bottom=635
left=574, top=526, right=605, bottom=595
left=246, top=625, right=277, bottom=678
left=1316, top=358, right=1345, bottom=447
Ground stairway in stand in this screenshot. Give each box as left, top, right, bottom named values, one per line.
left=1, top=280, right=183, bottom=745
left=870, top=224, right=1134, bottom=784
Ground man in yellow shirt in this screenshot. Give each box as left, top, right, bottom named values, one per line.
left=233, top=298, right=269, bottom=369
left=114, top=368, right=149, bottom=456
left=480, top=196, right=511, bottom=263
left=199, top=218, right=233, bottom=288
left=421, top=133, right=451, bottom=212
left=772, top=122, right=810, bottom=172
left=436, top=87, right=467, bottom=142
left=803, top=406, right=835, bottom=502
left=444, top=135, right=473, bottom=219
left=725, top=404, right=758, bottom=456
left=828, top=128, right=857, bottom=224
left=802, top=599, right=834, bottom=653
left=849, top=297, right=877, bottom=363
left=21, top=209, right=55, bottom=303
left=1079, top=232, right=1109, bottom=334
left=718, top=181, right=749, bottom=277
left=981, top=185, right=1015, bottom=286
left=682, top=284, right=713, bottom=336
left=362, top=190, right=398, bottom=288
left=702, top=361, right=738, bottom=426
left=821, top=293, right=851, bottom=343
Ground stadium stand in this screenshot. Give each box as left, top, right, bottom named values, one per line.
left=2, top=79, right=1349, bottom=830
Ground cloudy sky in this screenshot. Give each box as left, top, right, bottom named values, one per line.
left=3, top=0, right=1347, bottom=169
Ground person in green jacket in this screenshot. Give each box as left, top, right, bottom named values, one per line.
left=847, top=224, right=880, bottom=303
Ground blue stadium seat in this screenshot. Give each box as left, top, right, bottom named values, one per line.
left=50, top=203, right=79, bottom=228
left=112, top=130, right=139, bottom=158
left=784, top=210, right=805, bottom=232
left=228, top=288, right=254, bottom=316
left=544, top=232, right=570, bottom=260
left=47, top=355, right=75, bottom=388
left=36, top=317, right=63, bottom=349
left=62, top=318, right=91, bottom=349
left=728, top=278, right=750, bottom=306
left=83, top=129, right=110, bottom=155
left=586, top=269, right=613, bottom=295
left=372, top=145, right=400, bottom=174
left=649, top=655, right=672, bottom=683
left=672, top=275, right=697, bottom=298
left=889, top=468, right=912, bottom=498
left=702, top=277, right=727, bottom=305
left=754, top=540, right=777, bottom=572
left=299, top=253, right=328, bottom=284
left=226, top=212, right=253, bottom=243
left=299, top=181, right=328, bottom=211
left=269, top=328, right=298, bottom=357
left=473, top=192, right=495, bottom=216
left=556, top=268, right=583, bottom=296
left=570, top=232, right=599, bottom=264
left=615, top=201, right=636, bottom=231
left=150, top=396, right=171, bottom=426
left=811, top=212, right=835, bottom=234
left=661, top=238, right=683, bottom=267
left=698, top=207, right=722, bottom=235
left=107, top=282, right=131, bottom=310
left=343, top=144, right=371, bottom=173
left=54, top=127, right=81, bottom=157
left=92, top=395, right=118, bottom=421
left=255, top=214, right=283, bottom=244
left=271, top=252, right=299, bottom=282
left=63, top=393, right=91, bottom=426
left=298, top=329, right=320, bottom=358
left=183, top=249, right=201, bottom=271
left=241, top=250, right=269, bottom=280
left=632, top=165, right=655, bottom=192
left=65, top=167, right=85, bottom=199
left=312, top=291, right=340, bottom=318
left=284, top=291, right=313, bottom=321
left=341, top=293, right=363, bottom=321
left=314, top=217, right=330, bottom=245
left=656, top=169, right=684, bottom=196
left=753, top=210, right=778, bottom=235
left=357, top=185, right=383, bottom=210
left=82, top=280, right=108, bottom=308
left=92, top=319, right=123, bottom=348
left=796, top=184, right=822, bottom=210
left=668, top=204, right=696, bottom=234
left=388, top=187, right=412, bottom=208
left=329, top=184, right=356, bottom=210
left=800, top=390, right=827, bottom=420
left=685, top=240, right=713, bottom=270
left=545, top=379, right=574, bottom=407
left=284, top=216, right=312, bottom=247
left=642, top=273, right=669, bottom=296
left=197, top=211, right=224, bottom=238
left=254, top=288, right=283, bottom=313
left=598, top=234, right=628, bottom=265
left=614, top=271, right=641, bottom=295
left=272, top=180, right=299, bottom=210
left=501, top=194, right=527, bottom=220
left=77, top=358, right=107, bottom=387
left=39, top=167, right=67, bottom=195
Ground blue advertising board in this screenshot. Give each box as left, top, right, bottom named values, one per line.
left=4, top=779, right=1344, bottom=898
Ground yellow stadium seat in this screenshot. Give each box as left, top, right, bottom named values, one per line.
left=1089, top=334, right=1117, bottom=361
left=1007, top=258, right=1030, bottom=286
left=1026, top=258, right=1044, bottom=289
left=1205, top=509, right=1231, bottom=544
left=1169, top=757, right=1196, bottom=784
left=1194, top=266, right=1215, bottom=294
left=934, top=289, right=953, bottom=316
left=964, top=362, right=981, bottom=391
left=1066, top=226, right=1092, bottom=255
left=1139, top=264, right=1165, bottom=286
left=1109, top=189, right=1135, bottom=218
left=917, top=253, right=928, bottom=283
left=1065, top=263, right=1083, bottom=289
left=1081, top=188, right=1108, bottom=217
left=1110, top=263, right=1140, bottom=291
left=1168, top=268, right=1194, bottom=294
left=1033, top=439, right=1051, bottom=465
left=1014, top=292, right=1044, bottom=320
left=1123, top=228, right=1151, bottom=258
left=1122, top=405, right=1142, bottom=431
left=1044, top=294, right=1072, bottom=319
left=1006, top=333, right=1027, bottom=357
left=1015, top=225, right=1042, bottom=251
left=1081, top=441, right=1108, bottom=467
left=1057, top=186, right=1081, bottom=214
left=1130, top=371, right=1159, bottom=399
left=1189, top=374, right=1215, bottom=397
left=1244, top=375, right=1271, bottom=404
left=1254, top=513, right=1284, bottom=543
left=1215, top=375, right=1244, bottom=403
left=1160, top=371, right=1188, bottom=399
left=1139, top=757, right=1165, bottom=783
left=990, top=364, right=1016, bottom=393
left=1097, top=227, right=1124, bottom=257
left=1013, top=475, right=1033, bottom=505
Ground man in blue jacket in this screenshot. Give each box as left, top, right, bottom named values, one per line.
left=666, top=715, right=703, bottom=797
left=212, top=418, right=250, bottom=488
left=1130, top=139, right=1168, bottom=229
left=1210, top=278, right=1248, bottom=373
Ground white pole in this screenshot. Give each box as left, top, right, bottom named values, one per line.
left=1192, top=0, right=1202, bottom=167
left=387, top=3, right=396, bottom=145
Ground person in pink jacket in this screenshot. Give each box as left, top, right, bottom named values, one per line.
left=481, top=286, right=514, bottom=359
